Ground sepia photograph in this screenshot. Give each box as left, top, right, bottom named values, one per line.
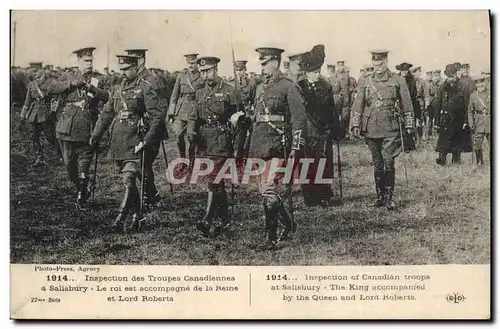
left=10, top=9, right=491, bottom=268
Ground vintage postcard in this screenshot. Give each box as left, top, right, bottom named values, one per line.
left=9, top=10, right=491, bottom=319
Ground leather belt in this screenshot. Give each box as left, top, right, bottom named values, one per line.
left=255, top=114, right=285, bottom=123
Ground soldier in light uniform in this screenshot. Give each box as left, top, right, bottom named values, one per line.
left=20, top=62, right=59, bottom=167
left=90, top=54, right=163, bottom=232
left=336, top=61, right=355, bottom=139
left=351, top=50, right=414, bottom=210
left=468, top=75, right=491, bottom=166
left=283, top=61, right=290, bottom=77
left=411, top=66, right=430, bottom=140
left=194, top=57, right=239, bottom=238
left=248, top=47, right=306, bottom=250
left=48, top=47, right=109, bottom=209
left=167, top=53, right=205, bottom=174
left=427, top=69, right=443, bottom=137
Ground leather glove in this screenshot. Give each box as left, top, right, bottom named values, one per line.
left=351, top=127, right=361, bottom=138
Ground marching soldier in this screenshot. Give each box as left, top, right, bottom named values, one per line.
left=468, top=75, right=491, bottom=166
left=194, top=57, right=239, bottom=238
left=248, top=47, right=306, bottom=250
left=167, top=53, right=205, bottom=175
left=434, top=64, right=469, bottom=165
left=48, top=47, right=109, bottom=209
left=351, top=50, right=414, bottom=210
left=90, top=54, right=163, bottom=232
left=19, top=62, right=59, bottom=167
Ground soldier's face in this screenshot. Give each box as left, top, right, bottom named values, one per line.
left=372, top=58, right=387, bottom=73
left=261, top=59, right=278, bottom=76
left=79, top=58, right=93, bottom=73
left=121, top=65, right=137, bottom=80
left=400, top=70, right=409, bottom=77
left=288, top=60, right=301, bottom=75
left=461, top=68, right=469, bottom=76
left=306, top=69, right=321, bottom=83
left=236, top=69, right=246, bottom=79
left=432, top=75, right=441, bottom=83
left=188, top=61, right=198, bottom=71
left=200, top=67, right=217, bottom=82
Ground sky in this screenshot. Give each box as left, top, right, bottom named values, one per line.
left=11, top=10, right=491, bottom=78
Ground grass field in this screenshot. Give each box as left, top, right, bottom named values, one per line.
left=10, top=108, right=491, bottom=265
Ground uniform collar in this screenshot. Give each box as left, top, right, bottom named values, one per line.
left=371, top=68, right=391, bottom=82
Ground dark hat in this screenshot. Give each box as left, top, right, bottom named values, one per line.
left=370, top=49, right=389, bottom=62
left=452, top=62, right=461, bottom=71
left=234, top=60, right=248, bottom=71
left=444, top=64, right=458, bottom=77
left=44, top=64, right=53, bottom=70
left=29, top=62, right=43, bottom=69
left=283, top=61, right=290, bottom=69
left=73, top=47, right=96, bottom=59
left=116, top=54, right=140, bottom=69
left=125, top=49, right=148, bottom=58
left=461, top=63, right=470, bottom=69
left=197, top=56, right=220, bottom=71
left=395, top=62, right=413, bottom=71
left=184, top=53, right=199, bottom=64
left=302, top=44, right=326, bottom=72
left=256, top=47, right=284, bottom=64
left=104, top=67, right=109, bottom=70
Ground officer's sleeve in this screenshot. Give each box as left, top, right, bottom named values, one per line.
left=287, top=83, right=308, bottom=152
left=350, top=78, right=366, bottom=129
left=91, top=88, right=116, bottom=141
left=423, top=80, right=431, bottom=107
left=467, top=91, right=478, bottom=128
left=397, top=75, right=414, bottom=129
left=20, top=83, right=32, bottom=119
left=433, top=86, right=444, bottom=126
left=143, top=80, right=163, bottom=145
left=328, top=83, right=342, bottom=139
left=227, top=85, right=239, bottom=116
left=47, top=75, right=72, bottom=94
left=168, top=74, right=181, bottom=116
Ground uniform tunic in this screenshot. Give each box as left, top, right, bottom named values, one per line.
left=168, top=69, right=204, bottom=121
left=468, top=89, right=491, bottom=149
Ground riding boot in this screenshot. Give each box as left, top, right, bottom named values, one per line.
left=258, top=203, right=279, bottom=251
left=384, top=170, right=396, bottom=210
left=278, top=203, right=297, bottom=242
left=125, top=185, right=142, bottom=233
left=197, top=191, right=218, bottom=237
left=371, top=170, right=386, bottom=207
left=212, top=189, right=234, bottom=238
left=76, top=174, right=90, bottom=210
left=113, top=186, right=133, bottom=233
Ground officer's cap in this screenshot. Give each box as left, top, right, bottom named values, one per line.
left=395, top=62, right=413, bottom=71
left=481, top=70, right=490, bottom=76
left=125, top=49, right=148, bottom=58
left=337, top=60, right=345, bottom=65
left=433, top=69, right=441, bottom=74
left=73, top=47, right=96, bottom=60
left=234, top=60, right=248, bottom=71
left=426, top=70, right=433, bottom=75
left=116, top=54, right=140, bottom=70
left=184, top=53, right=199, bottom=64
left=461, top=63, right=470, bottom=69
left=197, top=56, right=220, bottom=71
left=444, top=64, right=458, bottom=77
left=370, top=49, right=389, bottom=62
left=29, top=62, right=43, bottom=69
left=255, top=47, right=284, bottom=65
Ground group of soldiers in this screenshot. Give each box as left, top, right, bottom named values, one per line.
left=12, top=43, right=491, bottom=251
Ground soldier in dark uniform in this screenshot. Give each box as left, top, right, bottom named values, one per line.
left=433, top=64, right=469, bottom=165
left=351, top=50, right=414, bottom=210
left=194, top=57, right=239, bottom=238
left=20, top=62, right=59, bottom=167
left=396, top=62, right=420, bottom=145
left=90, top=54, right=163, bottom=232
left=48, top=47, right=109, bottom=209
left=468, top=75, right=490, bottom=166
left=459, top=63, right=476, bottom=108
left=426, top=69, right=443, bottom=137
left=167, top=53, right=205, bottom=174
left=248, top=47, right=307, bottom=250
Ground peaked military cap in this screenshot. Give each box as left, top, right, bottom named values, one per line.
left=370, top=49, right=389, bottom=62
left=197, top=56, right=220, bottom=70
left=337, top=60, right=345, bottom=65
left=234, top=60, right=248, bottom=70
left=125, top=49, right=148, bottom=58
left=433, top=69, right=441, bottom=74
left=461, top=63, right=470, bottom=69
left=256, top=47, right=284, bottom=64
left=481, top=70, right=490, bottom=76
left=444, top=64, right=458, bottom=77
left=395, top=62, right=413, bottom=71
left=184, top=53, right=199, bottom=64
left=116, top=54, right=140, bottom=69
left=73, top=47, right=96, bottom=59
left=426, top=70, right=433, bottom=74
left=29, top=62, right=43, bottom=69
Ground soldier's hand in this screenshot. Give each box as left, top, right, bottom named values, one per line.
left=134, top=141, right=145, bottom=154
left=406, top=128, right=414, bottom=135
left=351, top=127, right=360, bottom=139
left=462, top=123, right=468, bottom=130
left=89, top=136, right=97, bottom=148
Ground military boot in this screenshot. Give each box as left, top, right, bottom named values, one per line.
left=197, top=191, right=218, bottom=237
left=76, top=174, right=90, bottom=210
left=212, top=190, right=235, bottom=238
left=475, top=149, right=484, bottom=166
left=126, top=186, right=143, bottom=233
left=258, top=204, right=279, bottom=251
left=371, top=170, right=386, bottom=207
left=384, top=170, right=396, bottom=210
left=113, top=186, right=133, bottom=233
left=278, top=204, right=297, bottom=242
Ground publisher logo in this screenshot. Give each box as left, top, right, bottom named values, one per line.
left=446, top=293, right=466, bottom=304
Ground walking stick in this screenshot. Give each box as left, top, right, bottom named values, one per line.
left=160, top=140, right=174, bottom=193
left=335, top=138, right=343, bottom=201
left=91, top=144, right=99, bottom=200
left=139, top=148, right=146, bottom=218
left=398, top=118, right=409, bottom=187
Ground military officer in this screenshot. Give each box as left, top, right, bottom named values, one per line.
left=433, top=64, right=469, bottom=165
left=124, top=48, right=169, bottom=207
left=336, top=61, right=354, bottom=139
left=326, top=64, right=336, bottom=84
left=411, top=66, right=430, bottom=141
left=194, top=56, right=239, bottom=238
left=248, top=47, right=307, bottom=250
left=468, top=75, right=490, bottom=166
left=351, top=50, right=414, bottom=210
left=426, top=69, right=443, bottom=137
left=167, top=53, right=205, bottom=174
left=90, top=54, right=163, bottom=232
left=48, top=47, right=109, bottom=209
left=20, top=62, right=59, bottom=167
left=459, top=63, right=476, bottom=106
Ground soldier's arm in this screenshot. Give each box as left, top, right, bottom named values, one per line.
left=20, top=83, right=32, bottom=119
left=167, top=74, right=181, bottom=116
left=88, top=77, right=110, bottom=103
left=46, top=74, right=75, bottom=94
left=91, top=88, right=116, bottom=141
left=467, top=91, right=478, bottom=128
left=287, top=83, right=308, bottom=152
left=423, top=80, right=431, bottom=107
left=350, top=78, right=366, bottom=129
left=433, top=87, right=443, bottom=125
left=143, top=80, right=163, bottom=145
left=397, top=76, right=414, bottom=129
